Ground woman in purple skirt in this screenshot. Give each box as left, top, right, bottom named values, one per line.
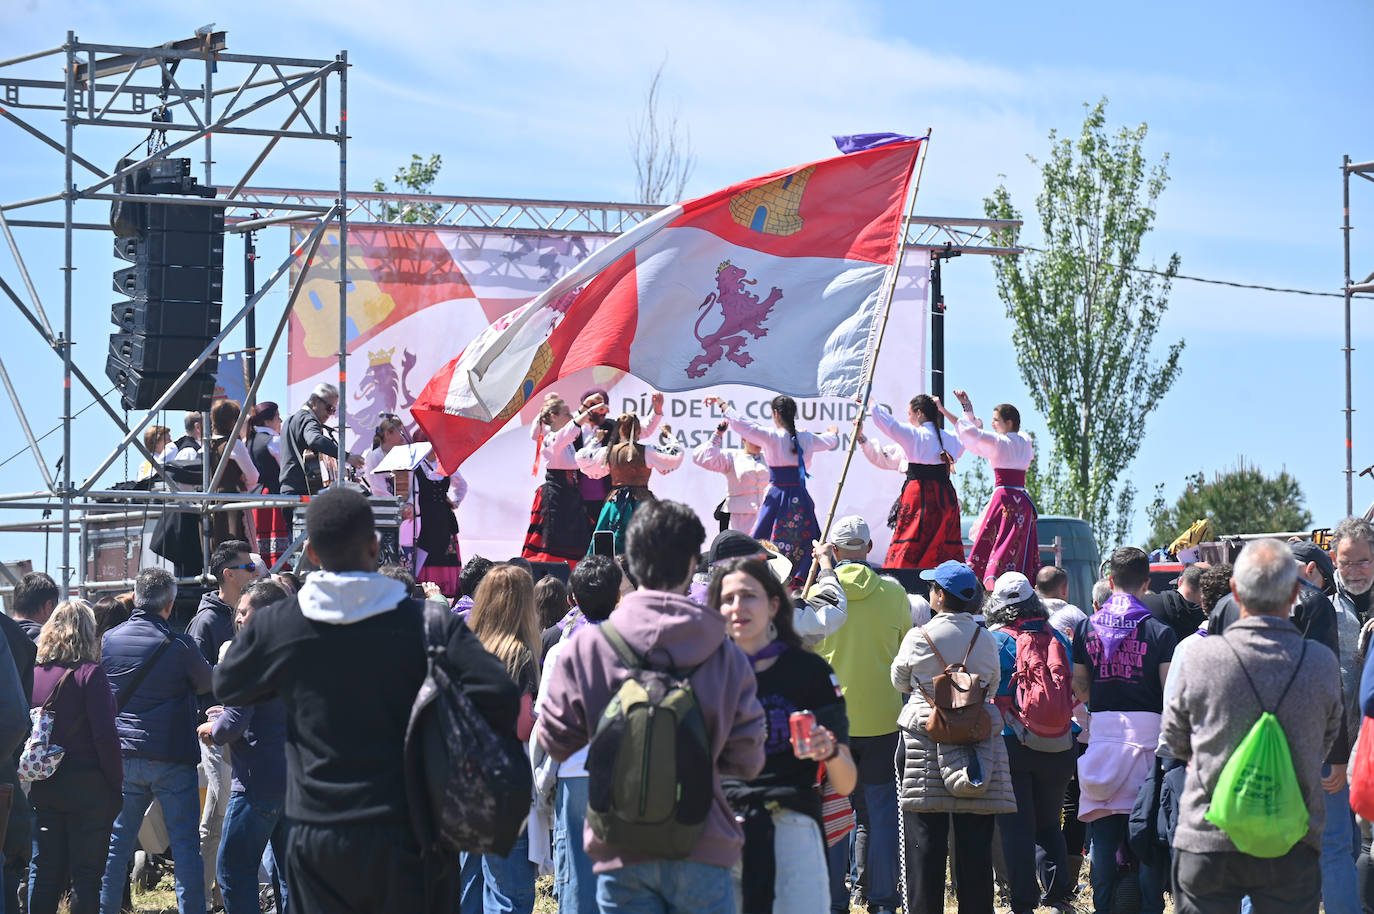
left=939, top=389, right=1039, bottom=588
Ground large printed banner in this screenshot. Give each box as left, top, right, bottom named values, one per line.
left=288, top=227, right=929, bottom=559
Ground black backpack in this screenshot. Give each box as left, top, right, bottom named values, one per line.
left=404, top=601, right=531, bottom=859
left=585, top=621, right=714, bottom=859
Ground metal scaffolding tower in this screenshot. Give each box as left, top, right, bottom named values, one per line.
left=1344, top=155, right=1374, bottom=516
left=0, top=31, right=348, bottom=595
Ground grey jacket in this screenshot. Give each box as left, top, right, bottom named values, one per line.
left=1162, top=615, right=1342, bottom=855
left=892, top=613, right=1014, bottom=815
left=1333, top=579, right=1367, bottom=739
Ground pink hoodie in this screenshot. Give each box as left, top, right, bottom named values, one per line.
left=537, top=588, right=765, bottom=872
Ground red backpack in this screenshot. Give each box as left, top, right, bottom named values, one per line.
left=997, top=619, right=1075, bottom=751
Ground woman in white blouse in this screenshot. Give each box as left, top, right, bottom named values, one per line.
left=520, top=393, right=598, bottom=564
left=692, top=419, right=769, bottom=534
left=577, top=394, right=679, bottom=554
left=938, top=389, right=1039, bottom=588
left=869, top=394, right=966, bottom=569
left=704, top=394, right=838, bottom=583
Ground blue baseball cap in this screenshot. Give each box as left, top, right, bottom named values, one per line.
left=919, top=560, right=979, bottom=602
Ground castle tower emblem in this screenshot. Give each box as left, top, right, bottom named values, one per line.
left=728, top=166, right=817, bottom=236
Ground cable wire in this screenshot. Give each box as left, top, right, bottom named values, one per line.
left=0, top=389, right=116, bottom=471
left=1018, top=245, right=1373, bottom=300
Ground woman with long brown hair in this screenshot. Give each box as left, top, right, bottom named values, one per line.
left=709, top=558, right=855, bottom=914
left=467, top=563, right=542, bottom=914
left=28, top=600, right=122, bottom=914
left=208, top=398, right=259, bottom=548
left=577, top=393, right=679, bottom=554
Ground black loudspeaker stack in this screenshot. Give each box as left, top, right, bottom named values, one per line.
left=105, top=157, right=225, bottom=411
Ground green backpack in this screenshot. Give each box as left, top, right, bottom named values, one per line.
left=1204, top=640, right=1309, bottom=858
left=585, top=620, right=714, bottom=859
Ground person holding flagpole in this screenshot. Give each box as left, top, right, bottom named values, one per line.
left=521, top=393, right=597, bottom=565
left=706, top=395, right=838, bottom=584
left=867, top=395, right=965, bottom=569
left=577, top=394, right=681, bottom=554
left=938, top=389, right=1039, bottom=588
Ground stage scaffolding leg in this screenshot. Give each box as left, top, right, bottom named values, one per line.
left=60, top=31, right=75, bottom=596
left=1344, top=153, right=1354, bottom=517
left=334, top=50, right=350, bottom=479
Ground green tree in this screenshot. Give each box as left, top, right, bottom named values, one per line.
left=1146, top=460, right=1312, bottom=548
left=373, top=153, right=442, bottom=223
left=985, top=99, right=1183, bottom=548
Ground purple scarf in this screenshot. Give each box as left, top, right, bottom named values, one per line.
left=1090, top=593, right=1152, bottom=664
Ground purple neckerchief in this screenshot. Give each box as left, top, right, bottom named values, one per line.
left=745, top=640, right=787, bottom=664
left=1090, top=593, right=1152, bottom=664
left=565, top=612, right=602, bottom=640
left=451, top=594, right=474, bottom=620
left=688, top=577, right=709, bottom=606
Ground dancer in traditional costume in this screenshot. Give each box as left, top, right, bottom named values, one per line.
left=940, top=389, right=1039, bottom=587
left=362, top=415, right=418, bottom=566
left=706, top=394, right=838, bottom=582
left=868, top=395, right=965, bottom=569
left=413, top=448, right=467, bottom=596
left=521, top=393, right=597, bottom=564
left=246, top=402, right=289, bottom=568
left=578, top=398, right=680, bottom=553
left=575, top=388, right=616, bottom=528
left=692, top=418, right=769, bottom=533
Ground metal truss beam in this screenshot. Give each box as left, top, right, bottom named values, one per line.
left=226, top=186, right=1023, bottom=255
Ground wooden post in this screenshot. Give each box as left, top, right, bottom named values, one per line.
left=804, top=129, right=933, bottom=593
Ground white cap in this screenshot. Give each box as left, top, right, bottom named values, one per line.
left=991, top=571, right=1034, bottom=606
left=827, top=515, right=871, bottom=549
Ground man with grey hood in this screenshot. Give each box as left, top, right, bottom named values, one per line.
left=214, top=487, right=521, bottom=914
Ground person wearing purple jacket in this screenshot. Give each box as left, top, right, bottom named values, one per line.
left=538, top=499, right=765, bottom=914
left=28, top=600, right=122, bottom=914
left=197, top=579, right=290, bottom=914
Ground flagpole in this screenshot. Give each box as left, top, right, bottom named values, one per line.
left=805, top=128, right=932, bottom=593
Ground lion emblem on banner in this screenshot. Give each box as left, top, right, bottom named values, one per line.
left=686, top=261, right=783, bottom=379
left=353, top=346, right=420, bottom=432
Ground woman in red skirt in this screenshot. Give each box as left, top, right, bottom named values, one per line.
left=246, top=402, right=289, bottom=568
left=869, top=394, right=966, bottom=569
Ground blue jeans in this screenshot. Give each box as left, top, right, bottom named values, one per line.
left=1321, top=777, right=1359, bottom=914
left=480, top=827, right=535, bottom=914
left=826, top=836, right=854, bottom=913
left=596, top=860, right=735, bottom=914
left=459, top=850, right=484, bottom=914
left=217, top=792, right=290, bottom=914
left=1088, top=814, right=1162, bottom=914
left=849, top=732, right=900, bottom=910
left=99, top=758, right=205, bottom=914
left=554, top=777, right=597, bottom=914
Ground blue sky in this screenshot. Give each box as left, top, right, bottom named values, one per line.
left=2, top=0, right=1373, bottom=577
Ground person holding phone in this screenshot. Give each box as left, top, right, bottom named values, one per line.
left=710, top=557, right=856, bottom=914
left=576, top=393, right=680, bottom=555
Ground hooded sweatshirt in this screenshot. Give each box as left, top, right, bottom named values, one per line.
left=810, top=561, right=912, bottom=737
left=537, top=588, right=765, bottom=872
left=214, top=570, right=521, bottom=826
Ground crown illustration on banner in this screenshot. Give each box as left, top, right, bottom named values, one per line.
left=368, top=347, right=395, bottom=367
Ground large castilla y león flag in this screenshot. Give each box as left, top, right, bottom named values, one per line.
left=413, top=135, right=927, bottom=470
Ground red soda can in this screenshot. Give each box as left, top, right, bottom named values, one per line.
left=789, top=710, right=816, bottom=757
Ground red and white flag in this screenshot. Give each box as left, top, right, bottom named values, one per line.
left=413, top=137, right=926, bottom=469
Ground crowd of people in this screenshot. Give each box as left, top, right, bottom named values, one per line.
left=0, top=384, right=1369, bottom=914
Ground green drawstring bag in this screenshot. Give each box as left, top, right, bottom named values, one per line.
left=1204, top=640, right=1309, bottom=858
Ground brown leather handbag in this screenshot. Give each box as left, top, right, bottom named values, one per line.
left=913, top=625, right=992, bottom=744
